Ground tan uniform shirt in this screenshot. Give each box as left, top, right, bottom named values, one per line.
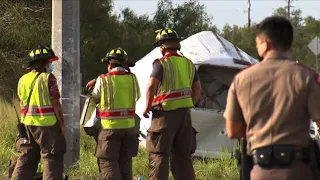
left=224, top=58, right=320, bottom=153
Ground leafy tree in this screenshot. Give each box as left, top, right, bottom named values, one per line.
left=153, top=0, right=218, bottom=38
left=117, top=8, right=154, bottom=61
left=0, top=0, right=51, bottom=101
left=153, top=0, right=173, bottom=30
left=80, top=0, right=119, bottom=83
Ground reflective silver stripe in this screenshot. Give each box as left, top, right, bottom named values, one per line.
left=161, top=60, right=170, bottom=92
left=99, top=108, right=135, bottom=113
left=190, top=61, right=195, bottom=86
left=167, top=58, right=176, bottom=90
left=43, top=74, right=51, bottom=105
left=186, top=59, right=192, bottom=86
left=131, top=75, right=137, bottom=106
left=157, top=88, right=192, bottom=96
left=107, top=74, right=114, bottom=110
left=22, top=106, right=55, bottom=111
left=133, top=75, right=140, bottom=102
left=187, top=58, right=191, bottom=85
left=101, top=115, right=134, bottom=120
left=101, top=76, right=109, bottom=109
left=40, top=75, right=48, bottom=105
left=21, top=105, right=53, bottom=109
left=37, top=73, right=50, bottom=106
left=18, top=77, right=23, bottom=98
left=155, top=94, right=192, bottom=104
left=25, top=112, right=55, bottom=116
left=22, top=106, right=55, bottom=116
left=38, top=76, right=44, bottom=106
left=39, top=74, right=45, bottom=105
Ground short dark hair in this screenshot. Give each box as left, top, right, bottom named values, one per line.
left=256, top=16, right=293, bottom=51
left=25, top=59, right=48, bottom=70
left=109, top=60, right=125, bottom=69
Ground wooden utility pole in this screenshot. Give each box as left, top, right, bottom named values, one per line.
left=248, top=0, right=251, bottom=28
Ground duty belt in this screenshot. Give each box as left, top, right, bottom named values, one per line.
left=251, top=145, right=309, bottom=169
left=252, top=150, right=305, bottom=165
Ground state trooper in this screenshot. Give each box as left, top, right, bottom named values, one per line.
left=224, top=16, right=320, bottom=180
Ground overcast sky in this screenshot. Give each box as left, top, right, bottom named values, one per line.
left=113, top=0, right=320, bottom=30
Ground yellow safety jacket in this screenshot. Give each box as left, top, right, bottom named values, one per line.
left=152, top=53, right=195, bottom=111
left=17, top=72, right=57, bottom=126
left=98, top=71, right=140, bottom=129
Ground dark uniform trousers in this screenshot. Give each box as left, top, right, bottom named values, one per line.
left=146, top=108, right=196, bottom=180
left=8, top=138, right=31, bottom=179
left=95, top=127, right=139, bottom=180
left=11, top=123, right=66, bottom=180
left=251, top=161, right=314, bottom=180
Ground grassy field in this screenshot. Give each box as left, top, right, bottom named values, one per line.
left=0, top=98, right=239, bottom=180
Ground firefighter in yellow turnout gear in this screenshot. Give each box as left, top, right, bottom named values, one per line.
left=92, top=47, right=141, bottom=180
left=143, top=28, right=202, bottom=180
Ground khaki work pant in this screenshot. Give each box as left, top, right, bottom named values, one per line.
left=11, top=123, right=66, bottom=180
left=251, top=161, right=314, bottom=180
left=146, top=108, right=196, bottom=180
left=95, top=127, right=139, bottom=180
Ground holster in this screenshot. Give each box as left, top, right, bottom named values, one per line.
left=235, top=139, right=253, bottom=180
left=309, top=139, right=320, bottom=180
left=17, top=123, right=28, bottom=140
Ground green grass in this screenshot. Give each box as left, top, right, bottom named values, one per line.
left=0, top=98, right=239, bottom=180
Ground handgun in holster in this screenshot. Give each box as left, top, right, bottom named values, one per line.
left=235, top=138, right=253, bottom=180
left=309, top=139, right=320, bottom=180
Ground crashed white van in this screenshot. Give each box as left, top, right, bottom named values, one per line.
left=130, top=31, right=259, bottom=158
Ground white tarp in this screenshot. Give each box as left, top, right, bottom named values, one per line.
left=131, top=31, right=259, bottom=157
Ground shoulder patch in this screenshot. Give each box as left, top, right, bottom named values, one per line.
left=296, top=61, right=320, bottom=86
left=295, top=61, right=316, bottom=72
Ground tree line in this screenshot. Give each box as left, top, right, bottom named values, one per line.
left=0, top=0, right=319, bottom=101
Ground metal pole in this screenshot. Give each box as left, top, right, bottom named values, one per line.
left=317, top=38, right=319, bottom=72
left=52, top=0, right=81, bottom=168
left=287, top=0, right=291, bottom=20
left=248, top=0, right=251, bottom=28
